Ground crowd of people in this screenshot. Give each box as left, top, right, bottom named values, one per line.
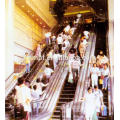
left=79, top=50, right=110, bottom=120
left=14, top=23, right=79, bottom=119
left=90, top=50, right=110, bottom=90
left=14, top=20, right=110, bottom=120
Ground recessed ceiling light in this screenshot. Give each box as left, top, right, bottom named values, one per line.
left=22, top=5, right=24, bottom=8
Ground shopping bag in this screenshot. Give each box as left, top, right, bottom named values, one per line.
left=68, top=72, right=73, bottom=83
left=101, top=105, right=107, bottom=116
left=100, top=105, right=104, bottom=112
left=99, top=79, right=103, bottom=84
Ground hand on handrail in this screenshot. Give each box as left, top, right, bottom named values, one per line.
left=31, top=98, right=48, bottom=103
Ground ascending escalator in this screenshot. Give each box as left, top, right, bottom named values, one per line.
left=52, top=74, right=77, bottom=120
left=98, top=90, right=109, bottom=120
left=5, top=45, right=52, bottom=119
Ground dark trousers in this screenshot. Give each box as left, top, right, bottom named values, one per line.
left=72, top=68, right=79, bottom=84
left=58, top=44, right=62, bottom=53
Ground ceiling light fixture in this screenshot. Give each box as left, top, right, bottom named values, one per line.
left=22, top=5, right=24, bottom=8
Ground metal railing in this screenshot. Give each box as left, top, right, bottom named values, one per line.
left=30, top=98, right=48, bottom=119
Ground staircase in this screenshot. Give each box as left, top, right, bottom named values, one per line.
left=51, top=74, right=77, bottom=120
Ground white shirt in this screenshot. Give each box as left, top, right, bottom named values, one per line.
left=45, top=32, right=51, bottom=37
left=102, top=56, right=109, bottom=64
left=90, top=67, right=100, bottom=75
left=101, top=68, right=109, bottom=76
left=15, top=84, right=31, bottom=112
left=31, top=89, right=40, bottom=100
left=83, top=31, right=89, bottom=36
left=84, top=92, right=96, bottom=115
left=64, top=40, right=70, bottom=47
left=94, top=89, right=103, bottom=111
left=62, top=40, right=70, bottom=50
left=97, top=55, right=109, bottom=64
left=69, top=53, right=75, bottom=61
left=44, top=67, right=54, bottom=76
left=57, top=36, right=63, bottom=44
left=34, top=82, right=46, bottom=95
left=72, top=58, right=81, bottom=70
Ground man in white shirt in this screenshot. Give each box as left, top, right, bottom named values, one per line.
left=101, top=64, right=110, bottom=90
left=35, top=78, right=48, bottom=96
left=15, top=77, right=31, bottom=119
left=71, top=55, right=81, bottom=84
left=53, top=51, right=61, bottom=70
left=96, top=51, right=109, bottom=67
left=57, top=35, right=63, bottom=53
left=44, top=65, right=54, bottom=82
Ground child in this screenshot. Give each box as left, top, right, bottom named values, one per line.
left=24, top=52, right=31, bottom=73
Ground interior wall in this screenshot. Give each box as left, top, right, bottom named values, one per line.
left=5, top=0, right=56, bottom=79
left=107, top=0, right=114, bottom=76
left=26, top=0, right=57, bottom=29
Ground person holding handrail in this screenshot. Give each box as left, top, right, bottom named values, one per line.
left=15, top=77, right=32, bottom=120
left=24, top=52, right=31, bottom=73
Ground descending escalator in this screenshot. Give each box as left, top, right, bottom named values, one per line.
left=52, top=74, right=77, bottom=120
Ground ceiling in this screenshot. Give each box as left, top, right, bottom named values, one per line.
left=15, top=0, right=50, bottom=29
left=49, top=0, right=108, bottom=23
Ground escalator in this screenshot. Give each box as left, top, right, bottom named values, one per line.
left=5, top=23, right=83, bottom=120
left=98, top=90, right=109, bottom=120
left=52, top=74, right=77, bottom=120
left=5, top=45, right=52, bottom=119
